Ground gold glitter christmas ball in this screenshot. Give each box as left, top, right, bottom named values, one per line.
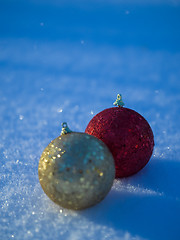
left=38, top=123, right=115, bottom=210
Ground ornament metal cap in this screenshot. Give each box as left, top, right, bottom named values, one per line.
left=113, top=94, right=125, bottom=107
left=61, top=122, right=72, bottom=135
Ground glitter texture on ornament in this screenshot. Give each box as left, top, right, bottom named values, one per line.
left=39, top=124, right=115, bottom=210
left=85, top=103, right=154, bottom=178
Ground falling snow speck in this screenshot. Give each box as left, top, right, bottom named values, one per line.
left=57, top=108, right=63, bottom=113
left=19, top=115, right=24, bottom=120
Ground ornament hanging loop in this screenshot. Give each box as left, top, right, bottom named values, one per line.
left=61, top=122, right=72, bottom=135
left=113, top=94, right=125, bottom=107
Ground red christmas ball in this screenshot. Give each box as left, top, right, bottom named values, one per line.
left=85, top=106, right=154, bottom=178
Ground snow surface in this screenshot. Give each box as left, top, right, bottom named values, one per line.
left=0, top=1, right=180, bottom=240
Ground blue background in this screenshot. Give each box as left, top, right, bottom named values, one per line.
left=0, top=1, right=180, bottom=240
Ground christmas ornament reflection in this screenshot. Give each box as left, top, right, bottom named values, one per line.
left=38, top=123, right=115, bottom=210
